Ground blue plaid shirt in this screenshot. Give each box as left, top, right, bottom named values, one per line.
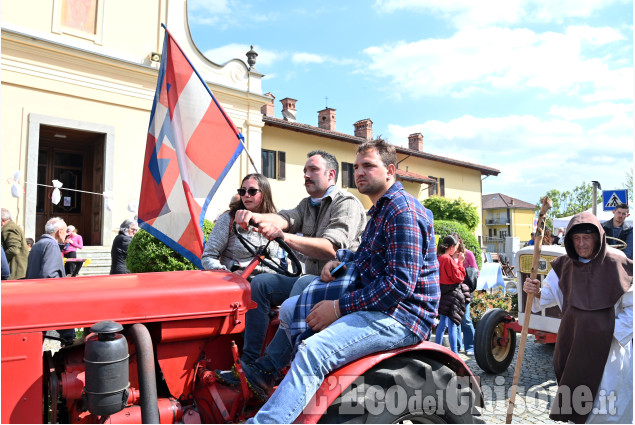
left=289, top=249, right=360, bottom=347
left=339, top=182, right=440, bottom=340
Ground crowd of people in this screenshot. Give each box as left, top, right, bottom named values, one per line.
left=0, top=145, right=632, bottom=423
left=0, top=206, right=139, bottom=280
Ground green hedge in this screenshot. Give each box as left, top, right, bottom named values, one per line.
left=433, top=220, right=482, bottom=269
left=423, top=196, right=480, bottom=232
left=126, top=220, right=214, bottom=273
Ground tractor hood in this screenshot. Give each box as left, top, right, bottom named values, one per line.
left=1, top=270, right=253, bottom=334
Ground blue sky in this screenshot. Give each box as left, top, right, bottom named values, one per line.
left=187, top=0, right=633, bottom=206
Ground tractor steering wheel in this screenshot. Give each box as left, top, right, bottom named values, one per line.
left=233, top=222, right=302, bottom=277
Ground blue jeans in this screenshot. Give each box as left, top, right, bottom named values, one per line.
left=435, top=314, right=459, bottom=353
left=242, top=273, right=315, bottom=364
left=457, top=302, right=475, bottom=352
left=247, top=309, right=419, bottom=423
left=248, top=295, right=301, bottom=373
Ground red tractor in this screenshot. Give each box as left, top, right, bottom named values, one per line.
left=2, top=233, right=483, bottom=423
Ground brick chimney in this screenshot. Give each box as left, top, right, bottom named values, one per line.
left=318, top=108, right=336, bottom=131
left=280, top=97, right=297, bottom=122
left=261, top=92, right=275, bottom=117
left=408, top=133, right=423, bottom=151
left=354, top=118, right=373, bottom=140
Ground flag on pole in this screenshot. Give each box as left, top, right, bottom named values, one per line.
left=138, top=27, right=243, bottom=269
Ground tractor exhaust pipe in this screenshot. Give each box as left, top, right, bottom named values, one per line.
left=127, top=324, right=160, bottom=424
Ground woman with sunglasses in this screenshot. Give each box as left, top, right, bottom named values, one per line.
left=202, top=173, right=282, bottom=276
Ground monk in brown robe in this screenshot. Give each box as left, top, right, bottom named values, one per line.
left=524, top=212, right=632, bottom=423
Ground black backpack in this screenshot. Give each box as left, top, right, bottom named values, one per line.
left=463, top=267, right=479, bottom=292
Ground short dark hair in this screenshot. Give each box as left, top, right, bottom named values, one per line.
left=308, top=150, right=339, bottom=183
left=615, top=203, right=629, bottom=210
left=357, top=139, right=397, bottom=168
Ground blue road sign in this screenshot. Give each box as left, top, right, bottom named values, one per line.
left=603, top=189, right=628, bottom=211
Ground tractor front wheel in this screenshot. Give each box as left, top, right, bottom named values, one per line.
left=474, top=308, right=516, bottom=374
left=319, top=354, right=478, bottom=423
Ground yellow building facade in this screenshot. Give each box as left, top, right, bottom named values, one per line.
left=260, top=102, right=500, bottom=242
left=2, top=0, right=500, bottom=250
left=1, top=0, right=269, bottom=245
left=482, top=193, right=536, bottom=244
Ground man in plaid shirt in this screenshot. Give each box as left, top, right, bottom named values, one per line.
left=245, top=139, right=440, bottom=423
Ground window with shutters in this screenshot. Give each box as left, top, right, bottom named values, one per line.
left=428, top=177, right=438, bottom=196
left=277, top=151, right=286, bottom=180
left=262, top=149, right=286, bottom=180
left=262, top=149, right=276, bottom=179
left=427, top=176, right=445, bottom=197
left=341, top=162, right=356, bottom=188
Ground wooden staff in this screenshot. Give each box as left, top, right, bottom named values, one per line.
left=505, top=196, right=552, bottom=424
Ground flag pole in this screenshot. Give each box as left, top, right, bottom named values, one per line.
left=237, top=135, right=260, bottom=174
left=160, top=24, right=260, bottom=174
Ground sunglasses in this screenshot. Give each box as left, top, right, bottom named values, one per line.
left=237, top=188, right=261, bottom=196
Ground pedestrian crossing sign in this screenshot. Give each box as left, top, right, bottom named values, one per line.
left=603, top=189, right=628, bottom=211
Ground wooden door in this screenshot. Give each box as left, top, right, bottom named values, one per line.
left=36, top=126, right=104, bottom=245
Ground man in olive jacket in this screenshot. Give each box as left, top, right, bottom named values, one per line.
left=1, top=208, right=29, bottom=279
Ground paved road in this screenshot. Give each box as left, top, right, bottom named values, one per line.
left=459, top=334, right=558, bottom=424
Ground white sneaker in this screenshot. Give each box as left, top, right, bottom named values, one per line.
left=466, top=350, right=474, bottom=356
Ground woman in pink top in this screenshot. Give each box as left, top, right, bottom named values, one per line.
left=62, top=225, right=84, bottom=276
left=435, top=235, right=466, bottom=353
left=452, top=232, right=478, bottom=355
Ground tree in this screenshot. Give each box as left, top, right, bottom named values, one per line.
left=625, top=168, right=633, bottom=202
left=422, top=196, right=480, bottom=232
left=434, top=220, right=482, bottom=269
left=127, top=220, right=214, bottom=272
left=538, top=182, right=601, bottom=230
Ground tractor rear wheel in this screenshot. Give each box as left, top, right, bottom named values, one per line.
left=474, top=308, right=516, bottom=374
left=319, top=354, right=478, bottom=423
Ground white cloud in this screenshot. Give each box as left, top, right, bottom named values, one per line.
left=549, top=102, right=632, bottom=120
left=389, top=114, right=584, bottom=157
left=292, top=53, right=326, bottom=64
left=388, top=113, right=633, bottom=203
left=188, top=0, right=231, bottom=14
left=203, top=44, right=284, bottom=67
left=362, top=25, right=630, bottom=100
left=373, top=0, right=627, bottom=27
left=187, top=0, right=277, bottom=28
left=188, top=0, right=231, bottom=25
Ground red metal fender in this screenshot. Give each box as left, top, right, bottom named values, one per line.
left=294, top=341, right=483, bottom=424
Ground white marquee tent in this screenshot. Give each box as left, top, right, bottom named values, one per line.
left=552, top=203, right=633, bottom=230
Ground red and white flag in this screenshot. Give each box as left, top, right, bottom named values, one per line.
left=138, top=27, right=243, bottom=268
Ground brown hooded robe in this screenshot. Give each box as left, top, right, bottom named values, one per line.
left=549, top=212, right=632, bottom=423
